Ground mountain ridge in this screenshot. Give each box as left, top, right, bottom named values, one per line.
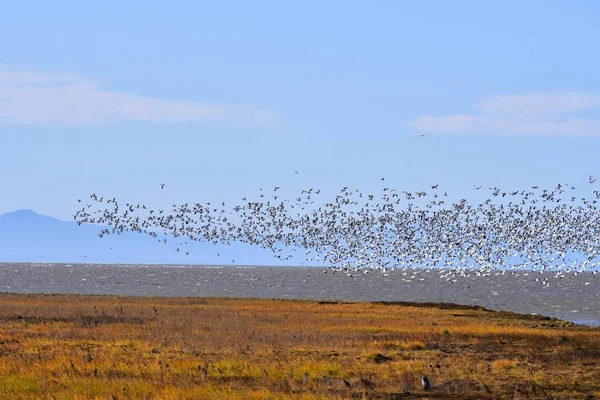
left=0, top=209, right=288, bottom=265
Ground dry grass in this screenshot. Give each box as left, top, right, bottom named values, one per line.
left=0, top=293, right=598, bottom=399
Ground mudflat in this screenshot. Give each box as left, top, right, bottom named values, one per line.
left=0, top=293, right=598, bottom=399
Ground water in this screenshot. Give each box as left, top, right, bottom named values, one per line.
left=0, top=263, right=598, bottom=326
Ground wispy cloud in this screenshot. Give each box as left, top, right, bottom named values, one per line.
left=409, top=92, right=600, bottom=137
left=0, top=66, right=277, bottom=126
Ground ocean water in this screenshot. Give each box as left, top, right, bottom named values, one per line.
left=0, top=263, right=598, bottom=326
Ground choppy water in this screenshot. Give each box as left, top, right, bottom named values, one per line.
left=0, top=263, right=598, bottom=326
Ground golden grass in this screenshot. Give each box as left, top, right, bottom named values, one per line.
left=0, top=294, right=598, bottom=399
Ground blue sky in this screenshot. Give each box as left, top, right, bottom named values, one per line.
left=2, top=1, right=600, bottom=220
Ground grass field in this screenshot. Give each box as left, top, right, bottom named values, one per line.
left=0, top=293, right=598, bottom=399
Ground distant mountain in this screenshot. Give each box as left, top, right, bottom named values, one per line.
left=0, top=209, right=293, bottom=265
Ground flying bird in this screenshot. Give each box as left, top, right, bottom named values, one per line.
left=74, top=175, right=600, bottom=285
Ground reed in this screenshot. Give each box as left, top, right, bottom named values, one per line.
left=0, top=293, right=598, bottom=399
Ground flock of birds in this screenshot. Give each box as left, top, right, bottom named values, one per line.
left=73, top=177, right=600, bottom=285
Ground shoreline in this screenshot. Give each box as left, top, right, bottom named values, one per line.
left=0, top=291, right=585, bottom=327
left=1, top=289, right=598, bottom=328
left=2, top=262, right=599, bottom=328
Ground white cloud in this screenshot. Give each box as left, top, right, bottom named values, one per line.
left=409, top=92, right=600, bottom=137
left=0, top=66, right=277, bottom=126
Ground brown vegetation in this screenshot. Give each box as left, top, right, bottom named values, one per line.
left=0, top=293, right=598, bottom=399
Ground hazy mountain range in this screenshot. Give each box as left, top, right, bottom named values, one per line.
left=0, top=209, right=291, bottom=265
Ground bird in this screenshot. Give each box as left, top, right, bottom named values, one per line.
left=159, top=183, right=165, bottom=189
left=74, top=175, right=600, bottom=286
left=417, top=133, right=429, bottom=137
left=421, top=375, right=431, bottom=390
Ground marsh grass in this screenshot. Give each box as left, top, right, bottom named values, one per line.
left=0, top=293, right=598, bottom=399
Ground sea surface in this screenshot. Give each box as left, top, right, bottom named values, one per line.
left=0, top=263, right=598, bottom=326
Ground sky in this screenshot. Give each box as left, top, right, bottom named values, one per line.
left=2, top=1, right=600, bottom=221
